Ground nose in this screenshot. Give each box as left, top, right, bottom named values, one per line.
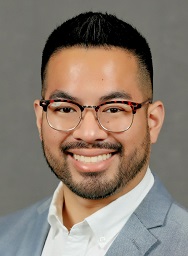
left=72, top=109, right=108, bottom=143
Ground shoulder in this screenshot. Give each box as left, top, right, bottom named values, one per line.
left=149, top=177, right=188, bottom=254
left=165, top=201, right=188, bottom=231
left=0, top=197, right=51, bottom=237
left=0, top=197, right=51, bottom=222
left=0, top=198, right=51, bottom=255
left=148, top=201, right=188, bottom=255
left=149, top=174, right=188, bottom=232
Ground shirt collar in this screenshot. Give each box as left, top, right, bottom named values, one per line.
left=47, top=182, right=64, bottom=236
left=47, top=167, right=154, bottom=247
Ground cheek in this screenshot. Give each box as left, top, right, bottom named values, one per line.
left=41, top=120, right=69, bottom=150
left=132, top=112, right=149, bottom=132
left=114, top=118, right=148, bottom=150
left=113, top=131, right=136, bottom=153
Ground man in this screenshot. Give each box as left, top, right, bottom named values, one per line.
left=0, top=12, right=188, bottom=256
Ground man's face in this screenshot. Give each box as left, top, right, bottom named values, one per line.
left=36, top=47, right=152, bottom=200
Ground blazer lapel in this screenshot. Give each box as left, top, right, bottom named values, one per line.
left=105, top=213, right=158, bottom=256
left=106, top=175, right=173, bottom=256
left=16, top=198, right=51, bottom=256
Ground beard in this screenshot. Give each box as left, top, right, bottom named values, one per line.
left=42, top=126, right=151, bottom=200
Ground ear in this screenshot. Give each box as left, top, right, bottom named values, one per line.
left=147, top=101, right=165, bottom=144
left=34, top=99, right=43, bottom=140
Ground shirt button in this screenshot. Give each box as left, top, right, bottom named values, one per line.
left=99, top=237, right=106, bottom=243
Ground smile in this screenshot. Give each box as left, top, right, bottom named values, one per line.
left=73, top=153, right=112, bottom=163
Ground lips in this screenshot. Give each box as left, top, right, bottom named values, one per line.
left=65, top=148, right=117, bottom=173
left=62, top=142, right=121, bottom=172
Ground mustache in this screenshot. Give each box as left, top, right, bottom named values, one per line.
left=61, top=141, right=123, bottom=153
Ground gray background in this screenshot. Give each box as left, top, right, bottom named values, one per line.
left=0, top=0, right=187, bottom=216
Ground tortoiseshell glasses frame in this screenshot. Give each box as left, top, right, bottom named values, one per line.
left=40, top=98, right=152, bottom=132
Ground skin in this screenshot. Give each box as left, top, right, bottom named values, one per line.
left=34, top=47, right=164, bottom=229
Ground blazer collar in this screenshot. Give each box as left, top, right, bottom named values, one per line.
left=16, top=198, right=51, bottom=256
left=106, top=175, right=173, bottom=256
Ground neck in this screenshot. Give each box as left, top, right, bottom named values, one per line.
left=62, top=170, right=146, bottom=230
left=62, top=186, right=110, bottom=230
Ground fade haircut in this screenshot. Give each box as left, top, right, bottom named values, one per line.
left=41, top=12, right=153, bottom=98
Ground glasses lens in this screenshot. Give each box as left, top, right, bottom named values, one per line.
left=98, top=103, right=133, bottom=132
left=47, top=101, right=81, bottom=131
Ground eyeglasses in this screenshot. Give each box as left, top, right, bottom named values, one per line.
left=40, top=99, right=152, bottom=133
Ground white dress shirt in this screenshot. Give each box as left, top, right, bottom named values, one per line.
left=42, top=168, right=154, bottom=256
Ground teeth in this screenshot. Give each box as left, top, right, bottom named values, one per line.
left=73, top=153, right=112, bottom=163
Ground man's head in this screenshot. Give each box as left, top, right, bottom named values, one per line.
left=34, top=12, right=164, bottom=201
left=41, top=12, right=153, bottom=100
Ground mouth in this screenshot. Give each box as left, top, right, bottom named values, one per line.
left=65, top=149, right=117, bottom=173
left=62, top=142, right=122, bottom=173
left=73, top=153, right=112, bottom=163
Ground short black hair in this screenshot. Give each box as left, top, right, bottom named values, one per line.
left=41, top=12, right=153, bottom=97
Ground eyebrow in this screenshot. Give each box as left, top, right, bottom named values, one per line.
left=99, top=91, right=133, bottom=102
left=49, top=90, right=79, bottom=102
left=48, top=90, right=133, bottom=103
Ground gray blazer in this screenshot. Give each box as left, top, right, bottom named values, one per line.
left=0, top=175, right=188, bottom=256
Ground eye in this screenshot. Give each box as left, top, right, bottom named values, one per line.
left=50, top=102, right=77, bottom=113
left=105, top=107, right=123, bottom=113
left=56, top=107, right=76, bottom=113
left=102, top=104, right=132, bottom=114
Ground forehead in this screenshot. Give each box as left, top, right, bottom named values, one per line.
left=44, top=47, right=143, bottom=101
